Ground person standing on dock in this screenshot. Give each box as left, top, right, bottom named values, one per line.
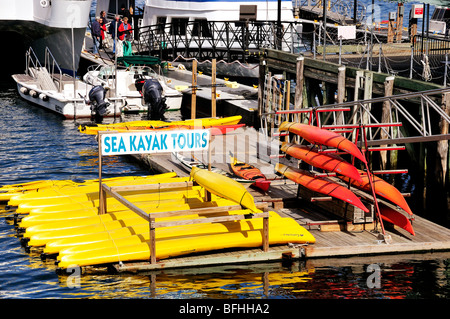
left=91, top=16, right=102, bottom=56
left=119, top=5, right=132, bottom=22
left=118, top=17, right=132, bottom=57
left=108, top=15, right=122, bottom=54
left=100, top=11, right=108, bottom=49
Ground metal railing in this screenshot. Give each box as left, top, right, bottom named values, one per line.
left=137, top=20, right=311, bottom=59
left=261, top=83, right=450, bottom=145
left=25, top=47, right=42, bottom=76
left=44, top=47, right=63, bottom=92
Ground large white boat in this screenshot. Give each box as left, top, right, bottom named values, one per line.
left=0, top=0, right=92, bottom=75
left=141, top=0, right=294, bottom=25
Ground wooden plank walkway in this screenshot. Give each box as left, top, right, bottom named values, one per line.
left=166, top=67, right=258, bottom=125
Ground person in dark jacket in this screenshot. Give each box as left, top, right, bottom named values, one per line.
left=91, top=16, right=101, bottom=55
left=108, top=15, right=122, bottom=53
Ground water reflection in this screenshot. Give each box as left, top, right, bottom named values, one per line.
left=14, top=252, right=440, bottom=299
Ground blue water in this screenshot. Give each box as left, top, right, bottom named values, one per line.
left=1, top=73, right=450, bottom=302
left=1, top=0, right=450, bottom=303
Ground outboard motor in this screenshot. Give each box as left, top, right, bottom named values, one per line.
left=88, top=85, right=111, bottom=122
left=142, top=78, right=168, bottom=120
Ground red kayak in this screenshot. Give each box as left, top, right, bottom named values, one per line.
left=279, top=122, right=367, bottom=164
left=281, top=142, right=363, bottom=182
left=379, top=205, right=415, bottom=236
left=101, top=123, right=245, bottom=136
left=338, top=170, right=413, bottom=216
left=209, top=124, right=246, bottom=135
left=230, top=156, right=271, bottom=191
left=275, top=163, right=369, bottom=212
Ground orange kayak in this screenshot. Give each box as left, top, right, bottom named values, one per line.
left=275, top=163, right=369, bottom=212
left=379, top=205, right=415, bottom=236
left=281, top=142, right=362, bottom=182
left=230, top=156, right=271, bottom=192
left=279, top=122, right=367, bottom=164
left=338, top=170, right=413, bottom=216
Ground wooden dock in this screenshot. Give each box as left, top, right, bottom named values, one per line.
left=112, top=125, right=450, bottom=273
left=77, top=34, right=450, bottom=274
left=112, top=178, right=450, bottom=273
left=163, top=66, right=258, bottom=125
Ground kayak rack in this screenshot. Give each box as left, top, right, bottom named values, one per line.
left=268, top=103, right=413, bottom=243
left=99, top=182, right=270, bottom=264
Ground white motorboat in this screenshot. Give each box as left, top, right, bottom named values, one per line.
left=83, top=64, right=183, bottom=113
left=12, top=47, right=121, bottom=119
left=0, top=0, right=92, bottom=75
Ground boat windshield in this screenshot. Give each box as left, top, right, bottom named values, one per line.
left=99, top=66, right=115, bottom=79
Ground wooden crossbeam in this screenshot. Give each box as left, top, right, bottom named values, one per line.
left=100, top=183, right=270, bottom=264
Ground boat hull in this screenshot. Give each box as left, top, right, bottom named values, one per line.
left=230, top=156, right=271, bottom=192
left=338, top=170, right=413, bottom=216
left=281, top=142, right=363, bottom=182
left=13, top=80, right=121, bottom=119
left=379, top=205, right=415, bottom=236
left=279, top=122, right=367, bottom=164
left=275, top=163, right=369, bottom=212
left=0, top=0, right=92, bottom=73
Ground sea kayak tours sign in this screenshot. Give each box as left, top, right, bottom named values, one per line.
left=100, top=129, right=210, bottom=156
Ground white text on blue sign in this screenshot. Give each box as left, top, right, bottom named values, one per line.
left=101, top=130, right=210, bottom=156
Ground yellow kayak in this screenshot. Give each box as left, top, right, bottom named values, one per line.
left=19, top=195, right=214, bottom=228
left=0, top=173, right=176, bottom=202
left=26, top=200, right=246, bottom=247
left=22, top=197, right=236, bottom=236
left=190, top=166, right=260, bottom=213
left=8, top=172, right=178, bottom=207
left=25, top=186, right=204, bottom=216
left=43, top=211, right=282, bottom=255
left=57, top=217, right=315, bottom=268
left=78, top=116, right=242, bottom=135
left=13, top=178, right=192, bottom=214
left=55, top=211, right=281, bottom=256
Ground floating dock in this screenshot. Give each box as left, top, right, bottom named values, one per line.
left=106, top=125, right=450, bottom=273
left=71, top=34, right=450, bottom=274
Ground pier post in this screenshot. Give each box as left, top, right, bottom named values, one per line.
left=294, top=56, right=305, bottom=122
left=211, top=59, right=217, bottom=118
left=336, top=66, right=346, bottom=125
left=380, top=76, right=395, bottom=170
left=438, top=92, right=450, bottom=185
left=258, top=57, right=267, bottom=119
left=395, top=3, right=404, bottom=43
left=191, top=59, right=198, bottom=119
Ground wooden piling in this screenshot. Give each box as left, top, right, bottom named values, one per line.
left=336, top=66, right=346, bottom=125
left=211, top=59, right=217, bottom=118
left=294, top=56, right=305, bottom=122
left=438, top=92, right=450, bottom=185
left=380, top=76, right=395, bottom=170
left=191, top=60, right=198, bottom=119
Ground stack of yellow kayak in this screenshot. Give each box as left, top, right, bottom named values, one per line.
left=5, top=168, right=315, bottom=270
left=1, top=173, right=176, bottom=203
left=78, top=115, right=242, bottom=135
